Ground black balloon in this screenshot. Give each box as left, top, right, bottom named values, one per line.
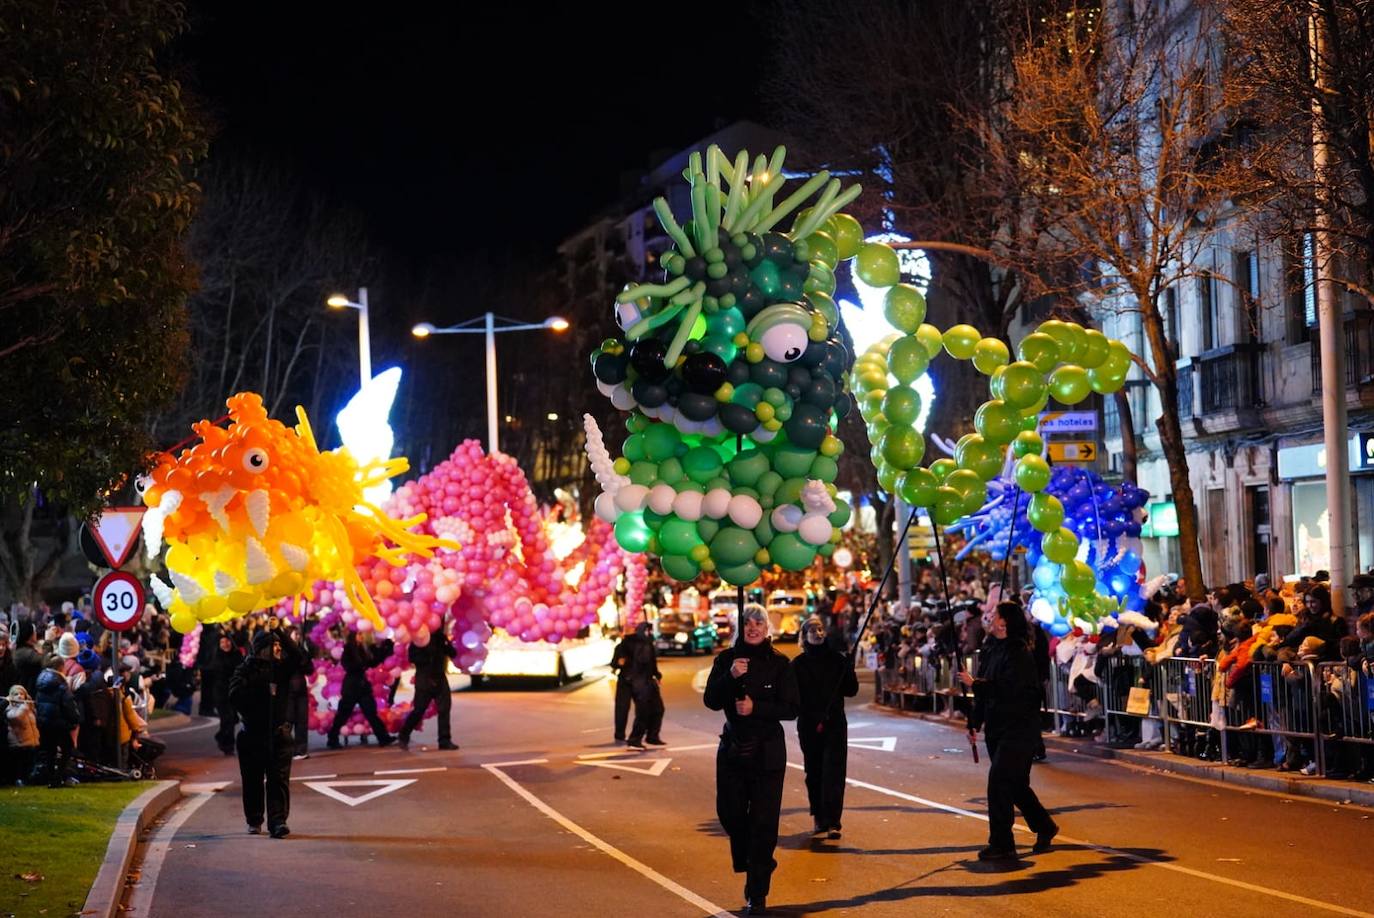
left=682, top=352, right=728, bottom=394
left=632, top=379, right=669, bottom=408
left=787, top=366, right=812, bottom=389
left=677, top=393, right=717, bottom=421
left=762, top=233, right=793, bottom=261
left=720, top=403, right=758, bottom=434
left=749, top=359, right=788, bottom=389
left=802, top=376, right=837, bottom=409
left=801, top=340, right=828, bottom=368
left=630, top=338, right=670, bottom=382
left=593, top=352, right=627, bottom=385
left=685, top=256, right=708, bottom=281
left=784, top=403, right=827, bottom=449
left=727, top=360, right=751, bottom=386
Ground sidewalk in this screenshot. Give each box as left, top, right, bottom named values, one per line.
left=868, top=702, right=1374, bottom=808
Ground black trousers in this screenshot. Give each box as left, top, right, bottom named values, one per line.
left=288, top=687, right=309, bottom=755
left=215, top=698, right=238, bottom=753
left=199, top=668, right=217, bottom=716
left=798, top=718, right=848, bottom=829
left=613, top=677, right=631, bottom=740
left=237, top=726, right=293, bottom=830
left=627, top=680, right=663, bottom=743
left=401, top=679, right=451, bottom=744
left=985, top=733, right=1056, bottom=849
left=329, top=678, right=389, bottom=741
left=38, top=725, right=73, bottom=787
left=716, top=756, right=785, bottom=899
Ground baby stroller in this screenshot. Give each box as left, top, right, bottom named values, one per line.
left=126, top=734, right=166, bottom=780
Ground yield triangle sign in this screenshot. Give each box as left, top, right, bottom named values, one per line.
left=577, top=758, right=672, bottom=777
left=303, top=778, right=416, bottom=806
left=848, top=737, right=897, bottom=752
left=91, top=507, right=146, bottom=568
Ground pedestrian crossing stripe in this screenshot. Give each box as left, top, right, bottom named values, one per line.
left=576, top=758, right=672, bottom=777
left=848, top=737, right=897, bottom=752
left=303, top=778, right=417, bottom=806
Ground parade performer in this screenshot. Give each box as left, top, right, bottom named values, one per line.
left=791, top=616, right=858, bottom=839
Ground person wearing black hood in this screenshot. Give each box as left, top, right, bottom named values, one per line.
left=704, top=606, right=800, bottom=915
left=211, top=632, right=242, bottom=755
left=622, top=621, right=664, bottom=750
left=957, top=601, right=1057, bottom=861
left=326, top=631, right=396, bottom=749
left=13, top=622, right=43, bottom=697
left=398, top=620, right=458, bottom=751
left=790, top=616, right=857, bottom=839
left=228, top=628, right=308, bottom=837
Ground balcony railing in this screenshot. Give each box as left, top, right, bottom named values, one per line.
left=1177, top=362, right=1195, bottom=420
left=1311, top=312, right=1374, bottom=395
left=1199, top=343, right=1264, bottom=414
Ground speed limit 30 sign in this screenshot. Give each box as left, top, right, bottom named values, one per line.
left=94, top=570, right=146, bottom=631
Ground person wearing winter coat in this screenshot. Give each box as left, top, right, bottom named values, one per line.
left=0, top=624, right=19, bottom=701
left=326, top=631, right=396, bottom=749
left=704, top=607, right=800, bottom=915
left=14, top=622, right=44, bottom=696
left=609, top=629, right=636, bottom=742
left=958, top=602, right=1058, bottom=861
left=5, top=684, right=39, bottom=785
left=34, top=656, right=82, bottom=788
left=285, top=625, right=316, bottom=758
left=398, top=622, right=457, bottom=750
left=791, top=617, right=858, bottom=839
left=621, top=621, right=665, bottom=749
left=210, top=633, right=242, bottom=755
left=228, top=629, right=309, bottom=837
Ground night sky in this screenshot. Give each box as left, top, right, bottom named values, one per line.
left=184, top=4, right=767, bottom=266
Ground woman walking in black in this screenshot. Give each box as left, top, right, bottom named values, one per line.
left=957, top=601, right=1058, bottom=860
left=704, top=606, right=799, bottom=915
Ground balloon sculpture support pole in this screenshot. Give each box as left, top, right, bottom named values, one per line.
left=822, top=505, right=922, bottom=735
left=735, top=432, right=745, bottom=643
left=1000, top=486, right=1022, bottom=599
left=932, top=515, right=974, bottom=754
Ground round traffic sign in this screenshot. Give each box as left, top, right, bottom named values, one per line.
left=93, top=571, right=145, bottom=631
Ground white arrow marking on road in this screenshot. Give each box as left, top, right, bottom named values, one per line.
left=691, top=667, right=712, bottom=692
left=847, top=721, right=875, bottom=728
left=304, top=778, right=416, bottom=806
left=848, top=736, right=897, bottom=752
left=577, top=758, right=672, bottom=777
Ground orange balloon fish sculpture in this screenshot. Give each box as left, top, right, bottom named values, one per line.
left=139, top=393, right=453, bottom=633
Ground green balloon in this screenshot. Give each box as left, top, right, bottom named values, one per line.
left=876, top=462, right=901, bottom=494
left=1014, top=454, right=1052, bottom=492
left=806, top=291, right=839, bottom=331
left=661, top=553, right=702, bottom=582
left=628, top=461, right=659, bottom=486
left=1102, top=340, right=1133, bottom=376
left=1041, top=527, right=1079, bottom=564
left=828, top=499, right=852, bottom=528
left=810, top=455, right=839, bottom=483
left=659, top=517, right=703, bottom=555
left=884, top=284, right=927, bottom=333
left=1027, top=492, right=1065, bottom=533
left=773, top=444, right=816, bottom=479
left=862, top=389, right=887, bottom=417
left=1062, top=559, right=1095, bottom=596
left=622, top=433, right=646, bottom=463
left=808, top=230, right=839, bottom=269
left=916, top=324, right=943, bottom=360
left=769, top=532, right=817, bottom=571
left=898, top=467, right=938, bottom=507
left=880, top=426, right=925, bottom=470
left=942, top=324, right=981, bottom=360
left=1087, top=365, right=1127, bottom=395
left=710, top=526, right=761, bottom=567
left=972, top=337, right=1010, bottom=375
left=1080, top=329, right=1110, bottom=368
left=1058, top=322, right=1087, bottom=364
left=974, top=399, right=1021, bottom=444
left=642, top=424, right=681, bottom=462
left=718, top=560, right=762, bottom=586
left=750, top=259, right=782, bottom=297
left=1017, top=333, right=1061, bottom=373
left=614, top=512, right=651, bottom=553
left=697, top=517, right=720, bottom=542
left=776, top=477, right=805, bottom=506
left=1049, top=365, right=1091, bottom=405
left=881, top=386, right=921, bottom=426
left=1020, top=387, right=1049, bottom=418
left=929, top=457, right=958, bottom=481
left=855, top=242, right=900, bottom=287
left=1001, top=361, right=1047, bottom=410
left=657, top=456, right=685, bottom=484
left=866, top=419, right=890, bottom=444
left=683, top=446, right=723, bottom=483
left=727, top=450, right=770, bottom=488
left=886, top=336, right=930, bottom=385
left=753, top=515, right=774, bottom=547
left=989, top=365, right=1007, bottom=401
left=932, top=486, right=967, bottom=525
left=756, top=470, right=783, bottom=497
left=1012, top=430, right=1044, bottom=458
left=828, top=213, right=864, bottom=259
left=955, top=435, right=1005, bottom=481
left=733, top=382, right=764, bottom=408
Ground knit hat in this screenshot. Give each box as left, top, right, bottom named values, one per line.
left=56, top=632, right=80, bottom=660
left=1298, top=636, right=1325, bottom=659
left=1267, top=612, right=1298, bottom=629
left=76, top=648, right=101, bottom=672
left=119, top=655, right=140, bottom=673
left=1254, top=573, right=1271, bottom=593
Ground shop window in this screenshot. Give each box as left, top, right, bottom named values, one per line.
left=1247, top=484, right=1270, bottom=577
left=1291, top=480, right=1330, bottom=576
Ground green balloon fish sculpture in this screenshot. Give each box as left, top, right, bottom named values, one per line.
left=584, top=145, right=866, bottom=585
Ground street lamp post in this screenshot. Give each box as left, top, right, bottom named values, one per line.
left=412, top=312, right=569, bottom=455
left=326, top=287, right=372, bottom=388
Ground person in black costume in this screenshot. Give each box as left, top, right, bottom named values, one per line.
left=327, top=631, right=396, bottom=748
left=704, top=606, right=800, bottom=916
left=790, top=616, right=857, bottom=839
left=211, top=632, right=242, bottom=755
left=398, top=620, right=458, bottom=750
left=228, top=629, right=309, bottom=837
left=285, top=624, right=315, bottom=758
left=621, top=621, right=664, bottom=750
left=958, top=601, right=1058, bottom=860
left=609, top=629, right=634, bottom=742
left=197, top=623, right=220, bottom=716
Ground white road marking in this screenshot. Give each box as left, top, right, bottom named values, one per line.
left=304, top=778, right=417, bottom=807
left=847, top=721, right=875, bottom=728
left=664, top=743, right=718, bottom=753
left=577, top=758, right=673, bottom=777
left=483, top=758, right=550, bottom=768
left=150, top=718, right=218, bottom=736
left=581, top=727, right=606, bottom=733
left=691, top=667, right=712, bottom=692
left=803, top=765, right=1374, bottom=918
left=484, top=762, right=734, bottom=917
left=374, top=766, right=448, bottom=775
left=289, top=773, right=337, bottom=782
left=847, top=736, right=897, bottom=752
left=578, top=750, right=641, bottom=760
left=124, top=783, right=226, bottom=916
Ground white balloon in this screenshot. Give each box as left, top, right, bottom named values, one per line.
left=648, top=484, right=677, bottom=515
left=673, top=490, right=705, bottom=521
left=727, top=494, right=763, bottom=529
left=771, top=504, right=803, bottom=533
left=614, top=484, right=649, bottom=513
left=703, top=488, right=732, bottom=519
left=1030, top=597, right=1056, bottom=624
left=798, top=514, right=833, bottom=546
left=610, top=385, right=636, bottom=411
left=701, top=418, right=724, bottom=437
left=752, top=427, right=777, bottom=443
left=596, top=379, right=616, bottom=398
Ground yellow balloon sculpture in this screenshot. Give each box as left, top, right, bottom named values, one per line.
left=139, top=393, right=451, bottom=632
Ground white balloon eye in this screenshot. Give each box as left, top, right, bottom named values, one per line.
left=134, top=475, right=151, bottom=495
left=615, top=301, right=642, bottom=331
left=759, top=322, right=809, bottom=363
left=242, top=448, right=270, bottom=474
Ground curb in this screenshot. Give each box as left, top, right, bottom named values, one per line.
left=865, top=702, right=1374, bottom=808
left=82, top=780, right=182, bottom=918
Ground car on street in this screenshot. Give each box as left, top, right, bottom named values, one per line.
left=766, top=589, right=811, bottom=641
left=654, top=610, right=718, bottom=655
left=709, top=589, right=739, bottom=644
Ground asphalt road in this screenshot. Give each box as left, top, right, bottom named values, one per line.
left=125, top=645, right=1374, bottom=917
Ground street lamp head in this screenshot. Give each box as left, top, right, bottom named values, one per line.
left=411, top=322, right=436, bottom=338
left=326, top=294, right=352, bottom=309
left=547, top=316, right=570, bottom=332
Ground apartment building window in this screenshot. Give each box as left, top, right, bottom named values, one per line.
left=1234, top=249, right=1260, bottom=343
left=1164, top=287, right=1180, bottom=359
left=1286, top=233, right=1316, bottom=344
left=1199, top=270, right=1221, bottom=351
left=1247, top=484, right=1271, bottom=577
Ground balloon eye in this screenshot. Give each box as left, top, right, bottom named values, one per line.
left=243, top=448, right=270, bottom=474
left=134, top=475, right=150, bottom=494
left=615, top=302, right=642, bottom=331
left=759, top=323, right=808, bottom=363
